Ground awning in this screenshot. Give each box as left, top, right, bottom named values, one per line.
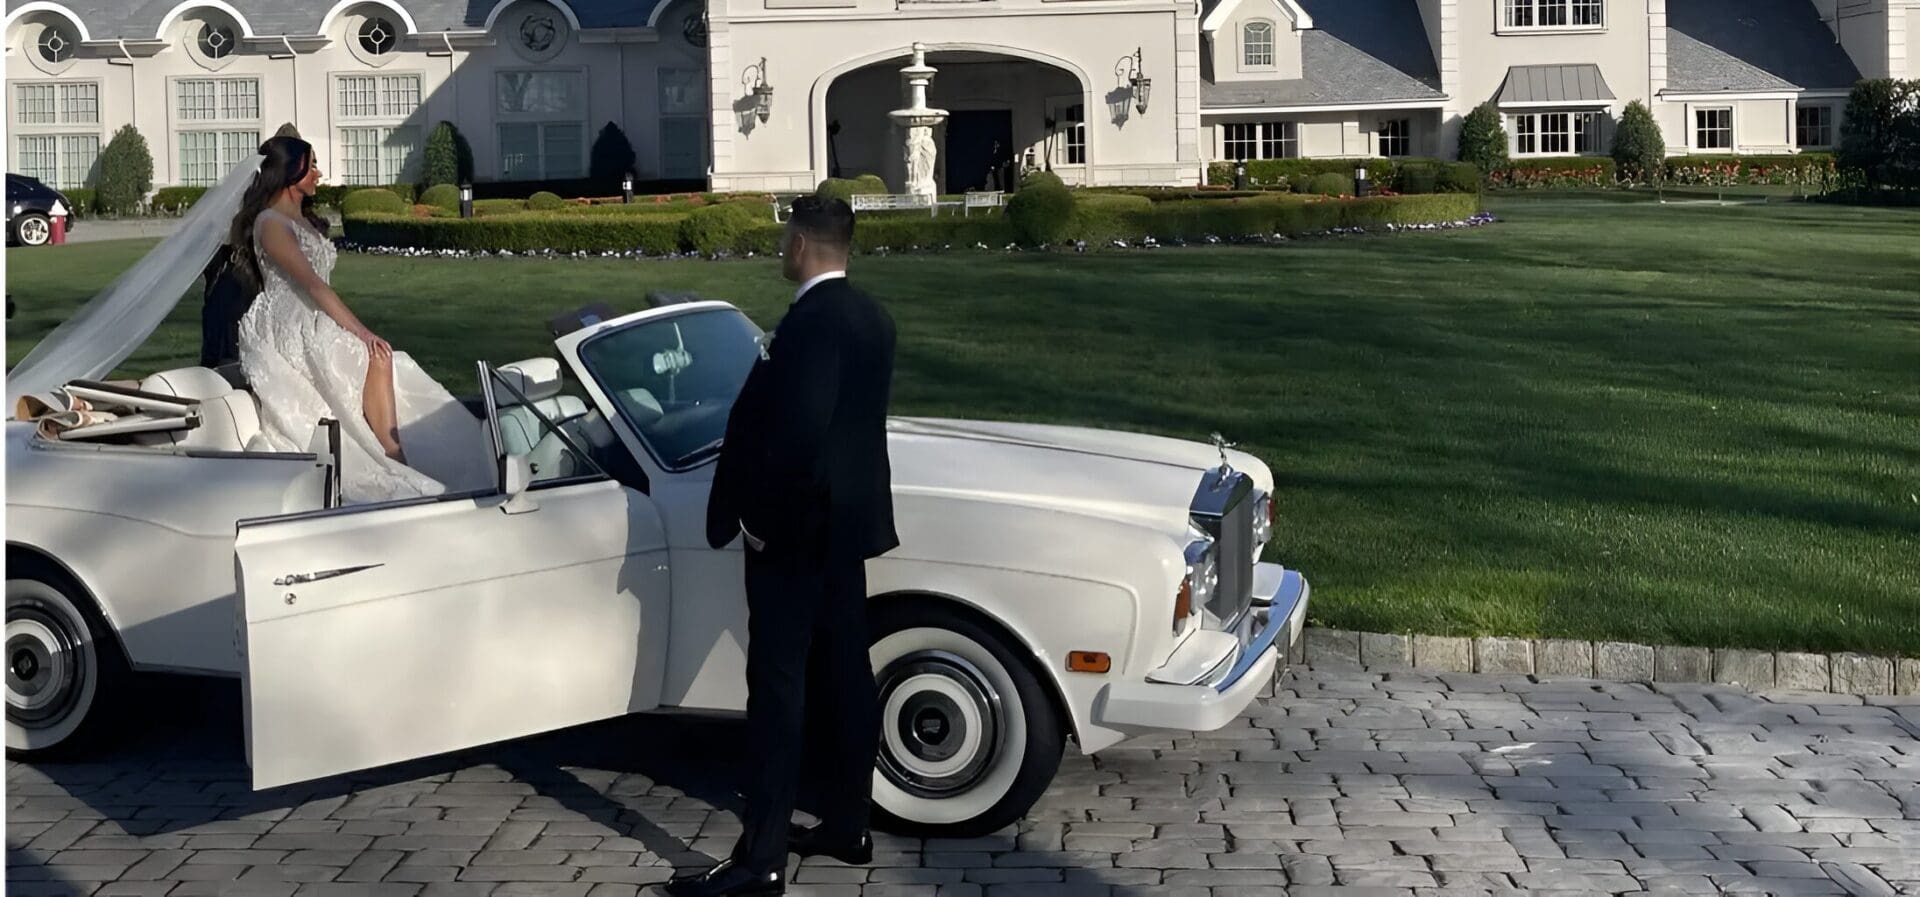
left=1497, top=64, right=1617, bottom=107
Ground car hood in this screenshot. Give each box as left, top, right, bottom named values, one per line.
left=885, top=417, right=1263, bottom=539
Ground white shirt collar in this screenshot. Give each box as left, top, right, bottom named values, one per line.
left=794, top=270, right=847, bottom=304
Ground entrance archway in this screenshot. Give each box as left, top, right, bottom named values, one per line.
left=812, top=45, right=1092, bottom=192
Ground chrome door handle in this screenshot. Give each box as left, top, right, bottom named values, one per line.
left=273, top=564, right=383, bottom=587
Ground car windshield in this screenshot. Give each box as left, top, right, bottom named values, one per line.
left=578, top=306, right=762, bottom=469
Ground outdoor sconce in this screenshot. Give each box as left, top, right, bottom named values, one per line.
left=744, top=57, right=773, bottom=123
left=458, top=182, right=473, bottom=218
left=1117, top=47, right=1151, bottom=115
left=622, top=173, right=634, bottom=204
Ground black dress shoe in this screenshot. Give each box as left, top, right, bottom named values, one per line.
left=663, top=858, right=784, bottom=897
left=787, top=823, right=873, bottom=865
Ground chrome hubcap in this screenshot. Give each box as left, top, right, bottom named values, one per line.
left=20, top=219, right=49, bottom=244
left=876, top=650, right=1004, bottom=799
left=5, top=604, right=84, bottom=728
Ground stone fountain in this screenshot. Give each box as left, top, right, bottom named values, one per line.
left=889, top=42, right=948, bottom=200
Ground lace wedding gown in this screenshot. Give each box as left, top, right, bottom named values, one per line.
left=238, top=208, right=493, bottom=504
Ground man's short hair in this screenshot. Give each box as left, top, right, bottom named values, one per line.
left=787, top=195, right=855, bottom=249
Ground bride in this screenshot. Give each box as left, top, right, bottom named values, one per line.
left=231, top=136, right=490, bottom=503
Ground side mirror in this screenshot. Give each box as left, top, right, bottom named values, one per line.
left=501, top=454, right=538, bottom=514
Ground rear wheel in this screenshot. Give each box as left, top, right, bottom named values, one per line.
left=868, top=600, right=1065, bottom=838
left=12, top=212, right=51, bottom=247
left=6, top=558, right=126, bottom=758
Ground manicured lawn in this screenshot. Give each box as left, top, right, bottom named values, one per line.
left=8, top=198, right=1918, bottom=655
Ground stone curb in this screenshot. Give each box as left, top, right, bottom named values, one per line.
left=1287, top=627, right=1920, bottom=696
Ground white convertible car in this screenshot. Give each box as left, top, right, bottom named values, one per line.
left=5, top=297, right=1309, bottom=836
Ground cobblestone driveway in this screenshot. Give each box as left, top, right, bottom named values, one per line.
left=8, top=669, right=1919, bottom=896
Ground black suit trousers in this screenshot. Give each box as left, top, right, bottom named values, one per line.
left=730, top=548, right=880, bottom=874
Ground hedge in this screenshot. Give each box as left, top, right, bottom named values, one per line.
left=61, top=188, right=95, bottom=217
left=528, top=191, right=567, bottom=211
left=151, top=186, right=210, bottom=214
left=1305, top=172, right=1355, bottom=197
left=1124, top=193, right=1482, bottom=241
left=1394, top=161, right=1482, bottom=194
left=1206, top=157, right=1415, bottom=190
left=342, top=188, right=410, bottom=217
left=469, top=177, right=706, bottom=201
left=1488, top=158, right=1617, bottom=190
left=420, top=183, right=461, bottom=212
left=346, top=213, right=691, bottom=255
left=1662, top=154, right=1839, bottom=188
left=817, top=174, right=888, bottom=206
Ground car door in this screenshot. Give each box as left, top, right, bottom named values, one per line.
left=236, top=364, right=672, bottom=790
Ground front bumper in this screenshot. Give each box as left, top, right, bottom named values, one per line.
left=1094, top=562, right=1310, bottom=733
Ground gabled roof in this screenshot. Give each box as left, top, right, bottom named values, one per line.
left=1202, top=0, right=1443, bottom=110
left=2, top=0, right=661, bottom=40
left=1665, top=0, right=1862, bottom=92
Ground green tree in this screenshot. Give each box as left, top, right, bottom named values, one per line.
left=1611, top=100, right=1665, bottom=184
left=1458, top=102, right=1509, bottom=176
left=421, top=121, right=462, bottom=189
left=95, top=124, right=154, bottom=216
left=590, top=122, right=638, bottom=188
left=1839, top=79, right=1920, bottom=192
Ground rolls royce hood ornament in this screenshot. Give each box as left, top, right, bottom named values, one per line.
left=1210, top=432, right=1237, bottom=474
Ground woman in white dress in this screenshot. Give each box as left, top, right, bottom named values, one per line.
left=230, top=136, right=491, bottom=503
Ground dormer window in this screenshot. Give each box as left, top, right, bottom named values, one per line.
left=1502, top=0, right=1604, bottom=31
left=1243, top=21, right=1274, bottom=69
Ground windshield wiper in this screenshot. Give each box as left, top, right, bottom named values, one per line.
left=675, top=437, right=725, bottom=466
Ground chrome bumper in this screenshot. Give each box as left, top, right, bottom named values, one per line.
left=1094, top=562, right=1310, bottom=733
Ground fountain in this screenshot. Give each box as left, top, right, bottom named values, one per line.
left=889, top=42, right=949, bottom=200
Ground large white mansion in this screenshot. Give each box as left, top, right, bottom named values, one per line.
left=3, top=0, right=1914, bottom=194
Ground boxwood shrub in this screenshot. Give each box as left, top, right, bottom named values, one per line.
left=346, top=213, right=689, bottom=255
left=1306, top=172, right=1356, bottom=197
left=420, top=183, right=461, bottom=212
left=1206, top=157, right=1415, bottom=190
left=342, top=188, right=410, bottom=217
left=1007, top=179, right=1076, bottom=244
left=682, top=201, right=772, bottom=253
left=151, top=186, right=210, bottom=214
left=528, top=191, right=567, bottom=211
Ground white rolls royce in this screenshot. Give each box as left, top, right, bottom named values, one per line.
left=4, top=298, right=1309, bottom=836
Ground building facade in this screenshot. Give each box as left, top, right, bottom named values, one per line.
left=4, top=0, right=1914, bottom=195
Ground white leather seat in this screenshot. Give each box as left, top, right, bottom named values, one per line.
left=138, top=367, right=262, bottom=452
left=495, top=358, right=590, bottom=481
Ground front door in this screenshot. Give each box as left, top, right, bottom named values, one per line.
left=944, top=110, right=1014, bottom=193
left=236, top=366, right=672, bottom=790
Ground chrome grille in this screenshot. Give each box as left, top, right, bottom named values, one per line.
left=1189, top=467, right=1256, bottom=629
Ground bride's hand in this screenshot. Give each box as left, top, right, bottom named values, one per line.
left=350, top=325, right=392, bottom=357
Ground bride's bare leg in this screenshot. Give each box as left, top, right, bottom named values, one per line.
left=363, top=349, right=406, bottom=463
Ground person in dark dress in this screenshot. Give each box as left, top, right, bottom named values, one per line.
left=671, top=196, right=898, bottom=897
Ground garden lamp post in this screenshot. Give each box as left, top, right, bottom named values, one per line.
left=459, top=182, right=473, bottom=219
left=1234, top=160, right=1247, bottom=189
left=1354, top=166, right=1370, bottom=197
left=622, top=173, right=634, bottom=204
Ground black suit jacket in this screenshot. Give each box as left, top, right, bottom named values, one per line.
left=706, top=277, right=900, bottom=562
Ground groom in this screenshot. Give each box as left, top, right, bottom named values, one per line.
left=675, top=195, right=898, bottom=897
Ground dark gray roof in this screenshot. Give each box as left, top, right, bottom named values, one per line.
left=1498, top=64, right=1615, bottom=104
left=1203, top=0, right=1443, bottom=109
left=1665, top=0, right=1861, bottom=92
left=3, top=0, right=662, bottom=39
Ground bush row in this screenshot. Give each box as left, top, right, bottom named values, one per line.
left=345, top=191, right=1483, bottom=254
left=1488, top=158, right=1618, bottom=190
left=1662, top=154, right=1839, bottom=187
left=1205, top=157, right=1419, bottom=191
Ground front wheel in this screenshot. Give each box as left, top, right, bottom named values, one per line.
left=868, top=601, right=1065, bottom=838
left=12, top=212, right=51, bottom=247
left=6, top=559, right=127, bottom=758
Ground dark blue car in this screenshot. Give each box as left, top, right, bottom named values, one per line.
left=7, top=172, right=78, bottom=247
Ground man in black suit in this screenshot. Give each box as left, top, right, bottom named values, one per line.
left=670, top=196, right=898, bottom=897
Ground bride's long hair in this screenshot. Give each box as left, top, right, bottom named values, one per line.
left=228, top=136, right=316, bottom=292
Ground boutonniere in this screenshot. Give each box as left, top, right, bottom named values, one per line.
left=754, top=330, right=776, bottom=361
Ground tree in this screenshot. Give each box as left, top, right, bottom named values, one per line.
left=95, top=124, right=154, bottom=216
left=421, top=121, right=462, bottom=188
left=1458, top=102, right=1509, bottom=176
left=1610, top=100, right=1665, bottom=184
left=589, top=122, right=638, bottom=188
left=1839, top=79, right=1920, bottom=192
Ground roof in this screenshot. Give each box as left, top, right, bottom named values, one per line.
left=1202, top=0, right=1444, bottom=109
left=1665, top=0, right=1862, bottom=92
left=2, top=0, right=665, bottom=40
left=1498, top=64, right=1615, bottom=105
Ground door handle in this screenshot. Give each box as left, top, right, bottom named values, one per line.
left=272, top=564, right=383, bottom=587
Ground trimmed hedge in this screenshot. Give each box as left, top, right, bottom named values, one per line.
left=420, top=184, right=461, bottom=212
left=817, top=174, right=888, bottom=206
left=1007, top=179, right=1076, bottom=244
left=528, top=191, right=567, bottom=211
left=681, top=201, right=771, bottom=253
left=474, top=198, right=528, bottom=216
left=1125, top=193, right=1483, bottom=241
left=854, top=217, right=1016, bottom=251
left=1488, top=158, right=1617, bottom=190
left=1306, top=172, right=1355, bottom=197
left=347, top=213, right=688, bottom=254
left=468, top=177, right=706, bottom=201
left=1206, top=157, right=1412, bottom=191
left=1663, top=154, right=1839, bottom=188
left=342, top=188, right=410, bottom=217
left=150, top=186, right=208, bottom=215
left=61, top=188, right=95, bottom=217
left=1070, top=193, right=1154, bottom=243
left=1393, top=161, right=1483, bottom=195
left=315, top=183, right=415, bottom=208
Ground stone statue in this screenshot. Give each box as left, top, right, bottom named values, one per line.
left=905, top=128, right=938, bottom=198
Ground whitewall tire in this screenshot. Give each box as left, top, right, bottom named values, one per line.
left=12, top=213, right=52, bottom=247
left=6, top=558, right=125, bottom=757
left=868, top=601, right=1064, bottom=838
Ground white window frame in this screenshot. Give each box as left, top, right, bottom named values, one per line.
left=1500, top=0, right=1606, bottom=33
left=10, top=80, right=103, bottom=189
left=1221, top=121, right=1297, bottom=160
left=1795, top=104, right=1833, bottom=149
left=334, top=72, right=424, bottom=185
left=1693, top=106, right=1733, bottom=152
left=172, top=76, right=262, bottom=187
left=494, top=68, right=588, bottom=180
left=1507, top=109, right=1607, bottom=156
left=1378, top=118, right=1413, bottom=157
left=1242, top=20, right=1276, bottom=70
left=1049, top=97, right=1087, bottom=167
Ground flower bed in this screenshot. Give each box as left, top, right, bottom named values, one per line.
left=1662, top=154, right=1838, bottom=188
left=1488, top=158, right=1618, bottom=190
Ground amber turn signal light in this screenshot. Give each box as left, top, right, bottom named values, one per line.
left=1067, top=651, right=1111, bottom=673
left=1173, top=580, right=1193, bottom=629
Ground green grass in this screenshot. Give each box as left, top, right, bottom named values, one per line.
left=8, top=197, right=1918, bottom=655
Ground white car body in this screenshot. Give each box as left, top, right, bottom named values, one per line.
left=5, top=299, right=1309, bottom=835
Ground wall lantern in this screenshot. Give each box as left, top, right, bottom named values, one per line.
left=1117, top=47, right=1151, bottom=115
left=743, top=57, right=774, bottom=123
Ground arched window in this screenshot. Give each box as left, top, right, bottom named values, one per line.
left=358, top=16, right=398, bottom=55
left=1243, top=21, right=1274, bottom=68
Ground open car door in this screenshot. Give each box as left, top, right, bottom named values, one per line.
left=236, top=362, right=671, bottom=790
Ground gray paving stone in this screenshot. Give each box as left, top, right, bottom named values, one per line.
left=1474, top=638, right=1533, bottom=675
left=1307, top=628, right=1362, bottom=670
left=1715, top=649, right=1777, bottom=690
left=1361, top=632, right=1413, bottom=670
left=1830, top=654, right=1893, bottom=695
left=1655, top=646, right=1712, bottom=683
left=1534, top=640, right=1594, bottom=679
left=1778, top=652, right=1832, bottom=691
left=1895, top=658, right=1920, bottom=696
left=1596, top=642, right=1655, bottom=681
left=1412, top=636, right=1472, bottom=673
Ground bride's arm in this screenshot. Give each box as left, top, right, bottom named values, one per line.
left=257, top=216, right=381, bottom=345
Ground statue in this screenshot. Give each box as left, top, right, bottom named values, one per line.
left=889, top=42, right=948, bottom=200
left=905, top=128, right=938, bottom=198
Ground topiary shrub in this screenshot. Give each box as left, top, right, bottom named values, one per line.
left=1439, top=162, right=1484, bottom=194
left=528, top=191, right=567, bottom=211
left=1006, top=179, right=1076, bottom=244
left=815, top=178, right=861, bottom=206
left=853, top=173, right=887, bottom=195
left=419, top=183, right=461, bottom=212
left=1396, top=163, right=1439, bottom=195
left=1069, top=193, right=1153, bottom=243
left=420, top=122, right=463, bottom=192
left=590, top=122, right=638, bottom=188
left=1306, top=173, right=1355, bottom=197
left=95, top=124, right=154, bottom=216
left=1459, top=102, right=1510, bottom=176
left=341, top=188, right=409, bottom=217
left=681, top=201, right=769, bottom=253
left=1611, top=101, right=1664, bottom=184
left=1019, top=169, right=1066, bottom=191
